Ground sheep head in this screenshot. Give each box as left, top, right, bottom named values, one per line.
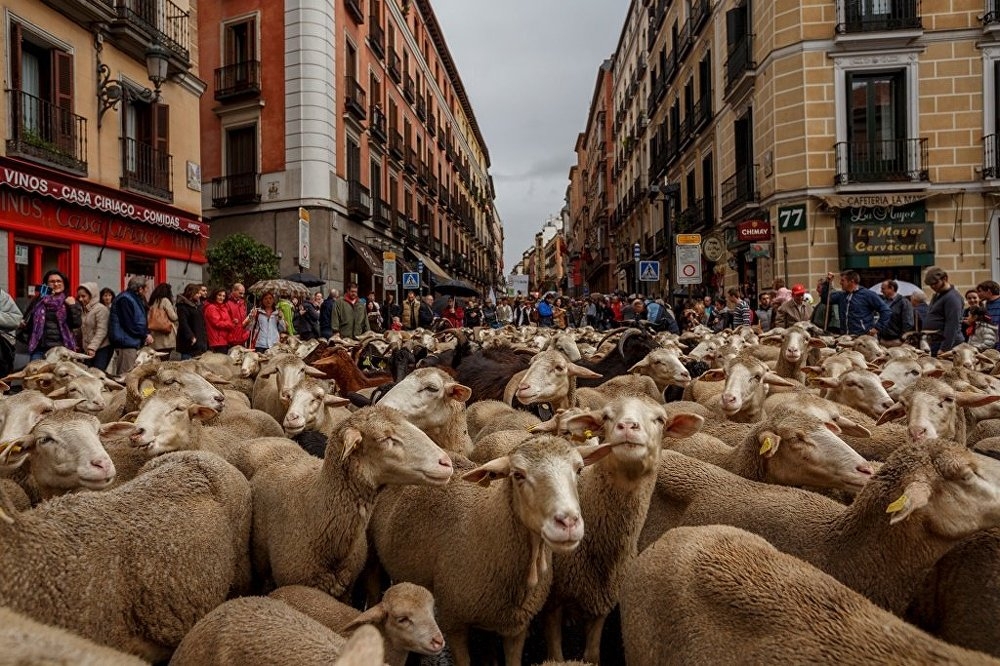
left=129, top=389, right=218, bottom=454
left=342, top=582, right=444, bottom=657
left=755, top=414, right=873, bottom=492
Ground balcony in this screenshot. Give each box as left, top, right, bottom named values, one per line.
left=344, top=0, right=364, bottom=24
left=389, top=130, right=404, bottom=159
left=985, top=135, right=1000, bottom=179
left=724, top=34, right=755, bottom=100
left=403, top=73, right=416, bottom=103
left=836, top=0, right=921, bottom=34
left=721, top=164, right=759, bottom=216
left=416, top=97, right=426, bottom=121
left=416, top=161, right=428, bottom=186
left=404, top=147, right=418, bottom=174
left=834, top=138, right=929, bottom=185
left=120, top=136, right=172, bottom=201
left=388, top=50, right=402, bottom=83
left=674, top=199, right=708, bottom=233
left=211, top=172, right=260, bottom=207
left=112, top=0, right=190, bottom=63
left=693, top=92, right=713, bottom=131
left=214, top=60, right=261, bottom=101
left=6, top=89, right=87, bottom=175
left=344, top=75, right=367, bottom=120
left=427, top=172, right=438, bottom=197
left=369, top=22, right=385, bottom=59
left=437, top=129, right=445, bottom=149
left=690, top=0, right=711, bottom=35
left=368, top=105, right=387, bottom=145
left=428, top=111, right=437, bottom=135
left=347, top=179, right=372, bottom=220
left=373, top=198, right=391, bottom=227
left=988, top=0, right=1000, bottom=27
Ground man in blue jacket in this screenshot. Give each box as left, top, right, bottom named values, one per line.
left=822, top=270, right=892, bottom=337
left=109, top=276, right=152, bottom=374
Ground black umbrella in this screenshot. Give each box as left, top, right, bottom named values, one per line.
left=432, top=278, right=480, bottom=298
left=284, top=272, right=325, bottom=287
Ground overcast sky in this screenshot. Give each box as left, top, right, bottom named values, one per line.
left=430, top=0, right=627, bottom=274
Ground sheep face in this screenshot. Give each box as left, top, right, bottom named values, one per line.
left=879, top=359, right=923, bottom=400
left=3, top=412, right=130, bottom=493
left=139, top=368, right=226, bottom=413
left=338, top=407, right=454, bottom=486
left=259, top=355, right=326, bottom=404
left=881, top=378, right=1000, bottom=442
left=239, top=352, right=262, bottom=378
left=463, top=435, right=596, bottom=554
left=812, top=369, right=895, bottom=419
left=759, top=416, right=873, bottom=492
left=885, top=441, right=1000, bottom=538
left=0, top=391, right=83, bottom=442
left=708, top=355, right=793, bottom=416
left=550, top=333, right=582, bottom=362
left=379, top=368, right=472, bottom=429
left=130, top=391, right=218, bottom=454
left=41, top=363, right=118, bottom=414
left=844, top=335, right=886, bottom=363
left=516, top=350, right=601, bottom=406
left=282, top=380, right=348, bottom=436
left=344, top=582, right=445, bottom=657
left=629, top=348, right=691, bottom=388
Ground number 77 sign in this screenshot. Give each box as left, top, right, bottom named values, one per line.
left=777, top=204, right=807, bottom=232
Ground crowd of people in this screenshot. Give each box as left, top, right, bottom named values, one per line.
left=1, top=264, right=994, bottom=379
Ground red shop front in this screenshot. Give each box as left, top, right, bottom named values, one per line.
left=0, top=158, right=208, bottom=310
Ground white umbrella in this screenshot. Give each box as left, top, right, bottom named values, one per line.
left=867, top=280, right=922, bottom=297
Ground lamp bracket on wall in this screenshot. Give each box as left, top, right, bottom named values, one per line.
left=95, top=29, right=168, bottom=128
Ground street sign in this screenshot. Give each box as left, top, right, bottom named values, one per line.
left=633, top=243, right=641, bottom=260
left=676, top=234, right=702, bottom=245
left=383, top=257, right=397, bottom=292
left=298, top=207, right=310, bottom=269
left=382, top=251, right=396, bottom=262
left=416, top=261, right=425, bottom=273
left=777, top=204, right=807, bottom=232
left=638, top=260, right=660, bottom=282
left=402, top=272, right=420, bottom=290
left=384, top=273, right=397, bottom=289
left=675, top=244, right=703, bottom=285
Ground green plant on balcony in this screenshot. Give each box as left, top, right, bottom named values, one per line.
left=20, top=127, right=68, bottom=157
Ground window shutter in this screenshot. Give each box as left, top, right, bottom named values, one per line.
left=52, top=50, right=73, bottom=110
left=153, top=103, right=170, bottom=189
left=247, top=17, right=257, bottom=61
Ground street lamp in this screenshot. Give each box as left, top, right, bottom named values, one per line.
left=96, top=32, right=171, bottom=128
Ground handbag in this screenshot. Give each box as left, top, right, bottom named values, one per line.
left=148, top=303, right=172, bottom=333
left=0, top=331, right=15, bottom=377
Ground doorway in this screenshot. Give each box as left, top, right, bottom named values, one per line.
left=11, top=237, right=69, bottom=311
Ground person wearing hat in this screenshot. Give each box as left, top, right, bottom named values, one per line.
left=774, top=283, right=813, bottom=329
left=76, top=282, right=112, bottom=371
left=823, top=270, right=892, bottom=337
left=923, top=266, right=964, bottom=355
left=879, top=280, right=914, bottom=348
left=20, top=269, right=82, bottom=361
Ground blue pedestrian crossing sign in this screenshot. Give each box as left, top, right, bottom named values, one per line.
left=639, top=260, right=660, bottom=282
left=402, top=272, right=421, bottom=290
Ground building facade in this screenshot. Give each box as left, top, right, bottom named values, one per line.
left=2, top=0, right=206, bottom=309
left=569, top=0, right=1000, bottom=306
left=199, top=0, right=502, bottom=296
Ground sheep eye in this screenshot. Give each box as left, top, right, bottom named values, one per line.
left=555, top=365, right=565, bottom=372
left=574, top=465, right=583, bottom=476
left=41, top=407, right=54, bottom=415
left=943, top=397, right=956, bottom=405
left=908, top=370, right=919, bottom=376
left=425, top=385, right=439, bottom=393
left=512, top=470, right=526, bottom=481
left=164, top=379, right=177, bottom=386
left=396, top=616, right=411, bottom=625
left=174, top=406, right=187, bottom=413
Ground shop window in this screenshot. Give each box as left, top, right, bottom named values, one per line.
left=124, top=255, right=158, bottom=292
left=7, top=23, right=86, bottom=174
left=122, top=99, right=172, bottom=201
left=11, top=240, right=69, bottom=310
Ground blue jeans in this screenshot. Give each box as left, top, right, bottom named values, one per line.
left=88, top=346, right=113, bottom=372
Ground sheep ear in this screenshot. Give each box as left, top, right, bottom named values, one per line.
left=46, top=385, right=69, bottom=398
left=833, top=416, right=871, bottom=438
left=305, top=366, right=328, bottom=377
left=699, top=369, right=726, bottom=382
left=188, top=406, right=219, bottom=422
left=259, top=366, right=278, bottom=378
left=0, top=437, right=34, bottom=469
left=341, top=603, right=387, bottom=633
left=807, top=376, right=840, bottom=389
left=445, top=382, right=473, bottom=403
left=627, top=358, right=650, bottom=372
left=876, top=402, right=906, bottom=425
left=323, top=395, right=351, bottom=408
left=462, top=456, right=512, bottom=487
left=52, top=398, right=85, bottom=411
left=340, top=427, right=363, bottom=461
left=881, top=379, right=895, bottom=390
left=121, top=411, right=140, bottom=422
left=664, top=413, right=704, bottom=439
left=567, top=362, right=603, bottom=380
left=577, top=442, right=616, bottom=466
left=202, top=372, right=232, bottom=386
left=808, top=338, right=827, bottom=349
left=0, top=381, right=7, bottom=393
left=563, top=411, right=605, bottom=438
left=823, top=420, right=843, bottom=435
left=800, top=366, right=823, bottom=378
left=103, top=378, right=125, bottom=390
left=923, top=368, right=945, bottom=379
left=886, top=481, right=932, bottom=525
left=956, top=392, right=1000, bottom=409
left=763, top=372, right=796, bottom=387
left=99, top=422, right=139, bottom=439
left=758, top=432, right=781, bottom=458
left=528, top=413, right=561, bottom=433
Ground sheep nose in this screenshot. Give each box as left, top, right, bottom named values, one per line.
left=430, top=635, right=445, bottom=651
left=438, top=455, right=453, bottom=469
left=909, top=426, right=927, bottom=441
left=615, top=420, right=639, bottom=431
left=90, top=458, right=110, bottom=472
left=129, top=427, right=145, bottom=442
left=856, top=463, right=874, bottom=476
left=554, top=512, right=580, bottom=531
left=722, top=393, right=737, bottom=405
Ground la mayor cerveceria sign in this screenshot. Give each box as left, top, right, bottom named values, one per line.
left=838, top=202, right=934, bottom=268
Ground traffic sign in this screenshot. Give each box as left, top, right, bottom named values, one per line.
left=633, top=243, right=641, bottom=260
left=402, top=272, right=420, bottom=290
left=676, top=234, right=702, bottom=245
left=675, top=244, right=703, bottom=285
left=639, top=260, right=660, bottom=282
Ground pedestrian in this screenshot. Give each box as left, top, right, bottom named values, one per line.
left=965, top=306, right=998, bottom=351
left=249, top=292, right=286, bottom=352
left=400, top=290, right=421, bottom=331
left=331, top=282, right=370, bottom=339
left=147, top=282, right=178, bottom=355
left=464, top=298, right=483, bottom=328
left=726, top=288, right=752, bottom=328
left=225, top=283, right=250, bottom=349
left=99, top=288, right=115, bottom=309
left=382, top=292, right=401, bottom=331
left=320, top=289, right=339, bottom=338
left=923, top=266, right=964, bottom=355
left=879, top=280, right=914, bottom=347
left=609, top=295, right=624, bottom=323
left=628, top=298, right=647, bottom=324
left=910, top=290, right=929, bottom=331
left=774, top=284, right=813, bottom=329
left=977, top=281, right=1000, bottom=350
left=176, top=282, right=208, bottom=360
left=442, top=297, right=463, bottom=328
left=277, top=295, right=296, bottom=337
left=0, top=287, right=24, bottom=378
left=496, top=297, right=513, bottom=326
left=512, top=297, right=531, bottom=327
left=366, top=299, right=383, bottom=333
left=390, top=316, right=402, bottom=331
left=418, top=294, right=436, bottom=328
left=21, top=270, right=82, bottom=361
left=203, top=287, right=240, bottom=353
left=754, top=292, right=774, bottom=332
left=76, top=282, right=111, bottom=371
left=298, top=292, right=321, bottom=340
left=770, top=278, right=792, bottom=312
left=536, top=294, right=555, bottom=327
left=108, top=276, right=152, bottom=374
left=822, top=270, right=891, bottom=337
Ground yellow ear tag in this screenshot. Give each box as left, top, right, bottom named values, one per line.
left=141, top=386, right=156, bottom=398
left=759, top=437, right=773, bottom=455
left=886, top=494, right=907, bottom=514
left=584, top=429, right=593, bottom=440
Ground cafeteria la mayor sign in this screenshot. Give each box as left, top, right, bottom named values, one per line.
left=839, top=202, right=932, bottom=256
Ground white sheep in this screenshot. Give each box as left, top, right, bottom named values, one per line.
left=0, top=606, right=147, bottom=665
left=378, top=367, right=474, bottom=455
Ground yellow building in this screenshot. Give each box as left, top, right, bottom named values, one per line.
left=577, top=0, right=999, bottom=304
left=1, top=0, right=205, bottom=306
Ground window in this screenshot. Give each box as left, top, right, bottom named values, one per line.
left=844, top=70, right=910, bottom=181
left=370, top=158, right=382, bottom=199
left=224, top=17, right=256, bottom=66
left=8, top=23, right=85, bottom=173
left=122, top=98, right=171, bottom=200
left=217, top=17, right=259, bottom=97
left=226, top=124, right=258, bottom=202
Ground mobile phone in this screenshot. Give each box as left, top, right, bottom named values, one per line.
left=38, top=284, right=52, bottom=297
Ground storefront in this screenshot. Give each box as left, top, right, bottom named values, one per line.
left=725, top=214, right=772, bottom=306
left=0, top=158, right=207, bottom=311
left=835, top=199, right=933, bottom=287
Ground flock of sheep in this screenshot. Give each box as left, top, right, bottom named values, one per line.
left=2, top=318, right=1000, bottom=665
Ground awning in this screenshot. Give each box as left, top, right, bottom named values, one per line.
left=409, top=248, right=452, bottom=282
left=345, top=236, right=383, bottom=276
left=815, top=189, right=964, bottom=210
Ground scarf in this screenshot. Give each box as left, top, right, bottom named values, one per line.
left=29, top=293, right=76, bottom=352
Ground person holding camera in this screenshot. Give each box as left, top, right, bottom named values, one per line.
left=22, top=270, right=82, bottom=361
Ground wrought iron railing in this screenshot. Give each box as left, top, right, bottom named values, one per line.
left=347, top=179, right=372, bottom=219
left=984, top=134, right=1000, bottom=179
left=344, top=75, right=367, bottom=119
left=369, top=105, right=387, bottom=143
left=6, top=89, right=87, bottom=174
left=388, top=51, right=401, bottom=82
left=373, top=198, right=391, bottom=226
left=211, top=172, right=260, bottom=207
left=725, top=33, right=755, bottom=94
left=836, top=0, right=921, bottom=33
left=834, top=138, right=928, bottom=184
left=214, top=60, right=261, bottom=100
left=721, top=164, right=759, bottom=214
left=369, top=22, right=385, bottom=58
left=120, top=136, right=172, bottom=201
left=114, top=0, right=189, bottom=60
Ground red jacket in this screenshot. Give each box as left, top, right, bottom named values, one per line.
left=203, top=302, right=238, bottom=348
left=225, top=297, right=249, bottom=346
